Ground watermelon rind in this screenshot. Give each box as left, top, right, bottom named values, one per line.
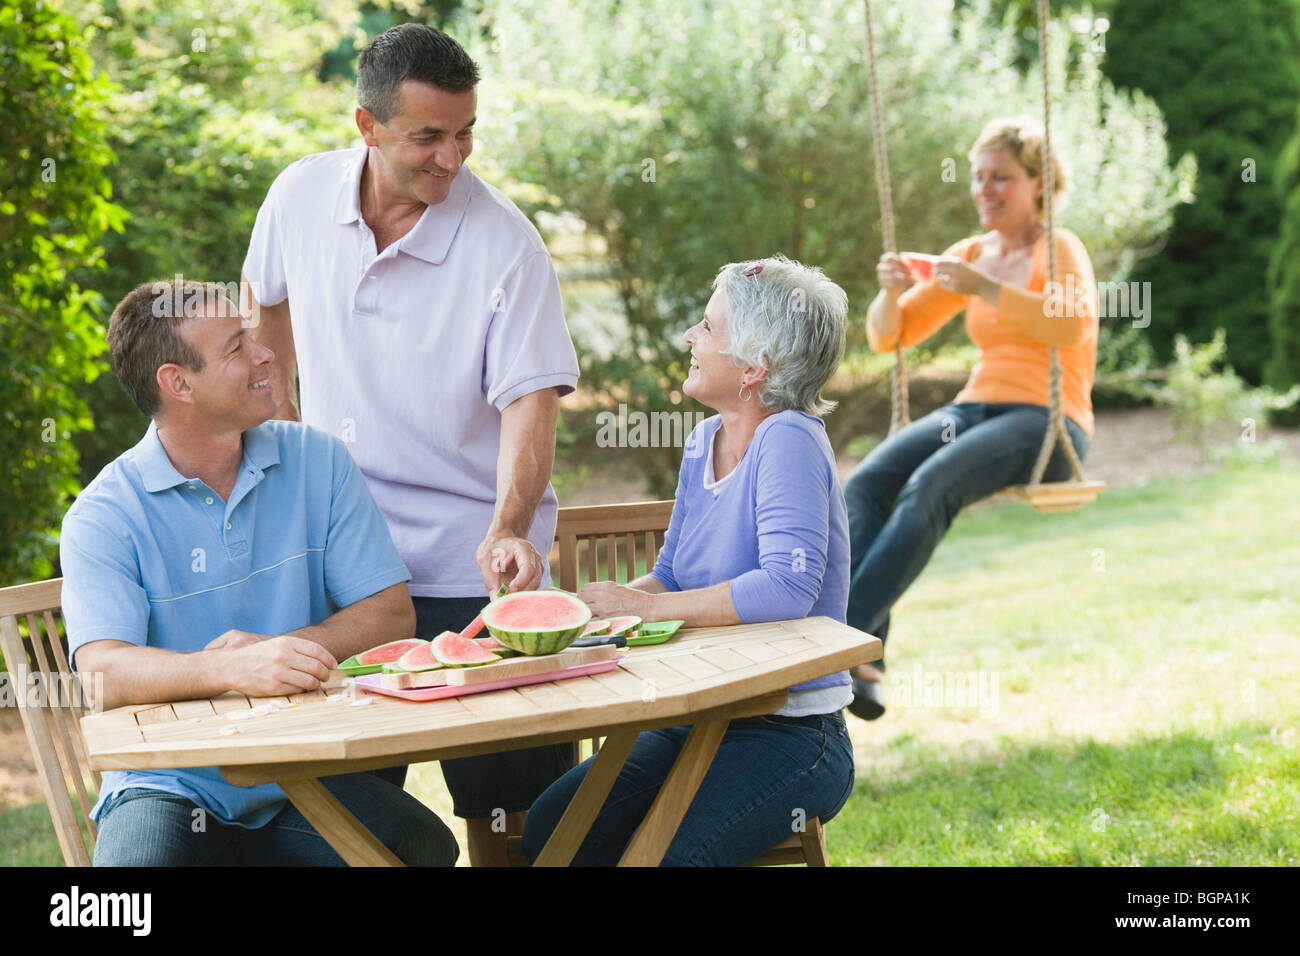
left=357, top=638, right=429, bottom=666
left=474, top=636, right=519, bottom=657
left=480, top=590, right=593, bottom=655
left=432, top=631, right=501, bottom=667
left=604, top=616, right=642, bottom=637
left=394, top=642, right=445, bottom=673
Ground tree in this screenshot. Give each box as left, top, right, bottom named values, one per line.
left=1267, top=104, right=1300, bottom=409
left=66, top=0, right=364, bottom=482
left=0, top=0, right=126, bottom=585
left=1104, top=0, right=1300, bottom=382
left=461, top=0, right=1193, bottom=494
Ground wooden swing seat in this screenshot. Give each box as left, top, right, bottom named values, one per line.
left=988, top=479, right=1107, bottom=513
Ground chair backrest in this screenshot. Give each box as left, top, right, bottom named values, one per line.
left=0, top=578, right=98, bottom=866
left=551, top=501, right=675, bottom=592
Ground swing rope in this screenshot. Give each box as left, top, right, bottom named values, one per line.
left=1028, top=0, right=1086, bottom=485
left=862, top=0, right=909, bottom=435
left=863, top=0, right=1090, bottom=486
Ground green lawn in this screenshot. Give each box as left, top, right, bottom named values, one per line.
left=832, top=462, right=1300, bottom=865
left=4, top=463, right=1297, bottom=865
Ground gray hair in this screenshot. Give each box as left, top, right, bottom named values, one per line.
left=715, top=255, right=848, bottom=416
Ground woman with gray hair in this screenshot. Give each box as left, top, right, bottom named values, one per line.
left=520, top=255, right=857, bottom=865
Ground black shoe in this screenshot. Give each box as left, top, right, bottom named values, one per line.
left=848, top=668, right=886, bottom=721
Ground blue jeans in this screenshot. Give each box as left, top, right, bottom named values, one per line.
left=844, top=402, right=1089, bottom=654
left=520, top=711, right=855, bottom=866
left=92, top=772, right=459, bottom=866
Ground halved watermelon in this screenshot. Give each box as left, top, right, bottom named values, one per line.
left=357, top=638, right=428, bottom=666
left=432, top=631, right=501, bottom=667
left=394, top=642, right=444, bottom=672
left=481, top=590, right=593, bottom=655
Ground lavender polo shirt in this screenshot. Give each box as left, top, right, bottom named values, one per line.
left=651, top=411, right=853, bottom=717
left=243, top=150, right=579, bottom=597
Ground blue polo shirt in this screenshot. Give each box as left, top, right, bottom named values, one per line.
left=60, top=419, right=411, bottom=827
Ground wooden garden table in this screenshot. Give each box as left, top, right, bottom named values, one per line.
left=79, top=616, right=880, bottom=866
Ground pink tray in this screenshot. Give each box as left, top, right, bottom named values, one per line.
left=351, top=657, right=621, bottom=702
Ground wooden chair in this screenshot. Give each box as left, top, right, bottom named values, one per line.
left=544, top=501, right=829, bottom=867
left=0, top=578, right=100, bottom=866
left=551, top=500, right=676, bottom=593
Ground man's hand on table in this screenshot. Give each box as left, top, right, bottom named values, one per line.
left=211, top=635, right=337, bottom=698
left=476, top=532, right=545, bottom=593
left=205, top=629, right=269, bottom=651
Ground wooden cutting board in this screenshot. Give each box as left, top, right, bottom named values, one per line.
left=375, top=643, right=620, bottom=690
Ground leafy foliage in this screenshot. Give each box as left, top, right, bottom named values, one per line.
left=1151, top=331, right=1299, bottom=458
left=462, top=0, right=1192, bottom=493
left=66, top=0, right=364, bottom=481
left=1104, top=0, right=1300, bottom=382
left=0, top=0, right=125, bottom=585
left=1267, top=104, right=1300, bottom=408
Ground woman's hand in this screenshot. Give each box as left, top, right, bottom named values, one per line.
left=578, top=580, right=656, bottom=621
left=934, top=258, right=1001, bottom=304
left=877, top=253, right=913, bottom=291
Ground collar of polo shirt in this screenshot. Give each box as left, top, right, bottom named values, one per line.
left=333, top=147, right=476, bottom=266
left=136, top=421, right=281, bottom=494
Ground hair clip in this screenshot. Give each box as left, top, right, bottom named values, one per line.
left=744, top=263, right=764, bottom=277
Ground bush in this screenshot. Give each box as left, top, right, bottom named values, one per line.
left=1151, top=330, right=1300, bottom=460
left=1104, top=0, right=1300, bottom=382
left=67, top=0, right=363, bottom=482
left=0, top=0, right=125, bottom=585
left=1267, top=103, right=1300, bottom=412
left=462, top=0, right=1192, bottom=493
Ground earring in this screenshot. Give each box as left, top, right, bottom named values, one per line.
left=739, top=383, right=752, bottom=402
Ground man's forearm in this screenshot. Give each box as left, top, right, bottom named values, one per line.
left=489, top=389, right=560, bottom=537
left=288, top=582, right=415, bottom=659
left=75, top=643, right=233, bottom=712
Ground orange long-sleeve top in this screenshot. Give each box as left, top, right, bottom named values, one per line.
left=868, top=228, right=1099, bottom=436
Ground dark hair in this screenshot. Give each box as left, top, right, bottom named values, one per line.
left=107, top=280, right=237, bottom=417
left=357, top=23, right=480, bottom=124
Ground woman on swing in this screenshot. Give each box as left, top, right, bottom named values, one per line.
left=846, top=116, right=1098, bottom=721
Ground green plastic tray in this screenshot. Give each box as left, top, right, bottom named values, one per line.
left=338, top=655, right=385, bottom=677
left=625, top=620, right=685, bottom=646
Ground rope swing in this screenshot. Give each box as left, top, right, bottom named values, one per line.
left=862, top=0, right=1105, bottom=513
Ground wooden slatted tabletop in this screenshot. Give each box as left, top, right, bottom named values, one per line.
left=80, top=616, right=881, bottom=866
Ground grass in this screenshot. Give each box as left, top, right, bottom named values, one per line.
left=831, top=461, right=1300, bottom=865
left=3, top=463, right=1297, bottom=865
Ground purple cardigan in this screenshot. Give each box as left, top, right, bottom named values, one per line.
left=651, top=410, right=850, bottom=694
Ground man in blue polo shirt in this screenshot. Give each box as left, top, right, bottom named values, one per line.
left=62, top=279, right=458, bottom=866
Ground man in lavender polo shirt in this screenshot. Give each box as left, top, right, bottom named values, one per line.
left=241, top=24, right=579, bottom=865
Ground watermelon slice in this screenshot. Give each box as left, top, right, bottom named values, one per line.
left=481, top=590, right=593, bottom=655
left=357, top=638, right=428, bottom=666
left=431, top=631, right=501, bottom=667
left=394, top=642, right=445, bottom=673
left=604, top=616, right=642, bottom=637
left=581, top=619, right=612, bottom=637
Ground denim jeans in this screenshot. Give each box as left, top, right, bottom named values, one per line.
left=844, top=402, right=1089, bottom=655
left=520, top=711, right=855, bottom=866
left=92, top=772, right=459, bottom=866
